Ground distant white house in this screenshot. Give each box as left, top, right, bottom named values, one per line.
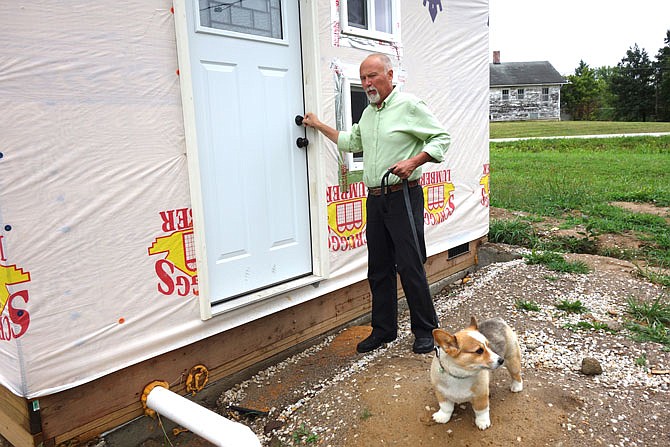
left=490, top=52, right=567, bottom=121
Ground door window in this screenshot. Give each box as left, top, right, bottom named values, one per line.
left=198, top=0, right=283, bottom=39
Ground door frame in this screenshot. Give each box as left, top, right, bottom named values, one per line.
left=173, top=0, right=328, bottom=320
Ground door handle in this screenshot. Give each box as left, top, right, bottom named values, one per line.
left=296, top=137, right=309, bottom=148
left=295, top=115, right=304, bottom=126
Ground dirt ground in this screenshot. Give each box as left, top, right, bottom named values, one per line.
left=4, top=205, right=668, bottom=447
left=212, top=203, right=669, bottom=447
left=112, top=203, right=669, bottom=447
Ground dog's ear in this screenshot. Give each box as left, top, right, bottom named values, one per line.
left=468, top=316, right=478, bottom=330
left=433, top=329, right=459, bottom=355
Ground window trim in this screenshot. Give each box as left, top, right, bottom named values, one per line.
left=541, top=87, right=550, bottom=102
left=339, top=0, right=400, bottom=43
left=195, top=0, right=290, bottom=46
left=342, top=78, right=365, bottom=171
left=517, top=88, right=525, bottom=100
left=501, top=89, right=509, bottom=101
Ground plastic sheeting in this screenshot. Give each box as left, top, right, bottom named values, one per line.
left=0, top=0, right=489, bottom=398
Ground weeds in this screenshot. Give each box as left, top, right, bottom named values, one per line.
left=634, top=353, right=648, bottom=369
left=488, top=219, right=537, bottom=246
left=292, top=423, right=319, bottom=445
left=516, top=299, right=540, bottom=311
left=626, top=296, right=670, bottom=326
left=538, top=228, right=599, bottom=255
left=564, top=321, right=616, bottom=333
left=625, top=296, right=670, bottom=350
left=625, top=321, right=670, bottom=350
left=360, top=408, right=373, bottom=420
left=634, top=264, right=670, bottom=288
left=555, top=299, right=589, bottom=314
left=524, top=251, right=591, bottom=274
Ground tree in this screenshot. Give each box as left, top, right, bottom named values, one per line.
left=594, top=66, right=616, bottom=120
left=561, top=60, right=601, bottom=120
left=654, top=30, right=670, bottom=121
left=609, top=44, right=655, bottom=121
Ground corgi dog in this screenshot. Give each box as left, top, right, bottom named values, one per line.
left=430, top=317, right=523, bottom=430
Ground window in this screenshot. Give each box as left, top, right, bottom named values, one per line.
left=341, top=0, right=397, bottom=41
left=198, top=0, right=283, bottom=40
left=517, top=88, right=525, bottom=100
left=349, top=86, right=367, bottom=165
left=542, top=87, right=549, bottom=102
left=501, top=89, right=509, bottom=101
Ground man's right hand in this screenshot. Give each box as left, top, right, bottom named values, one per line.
left=302, top=112, right=320, bottom=128
left=302, top=112, right=339, bottom=144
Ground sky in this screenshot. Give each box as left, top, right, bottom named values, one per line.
left=488, top=0, right=670, bottom=75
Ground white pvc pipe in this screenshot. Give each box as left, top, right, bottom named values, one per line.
left=146, top=385, right=261, bottom=447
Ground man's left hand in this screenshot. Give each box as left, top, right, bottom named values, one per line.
left=389, top=159, right=418, bottom=179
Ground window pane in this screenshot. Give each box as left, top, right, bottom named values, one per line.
left=374, top=0, right=392, bottom=33
left=199, top=0, right=283, bottom=39
left=351, top=86, right=368, bottom=161
left=348, top=0, right=368, bottom=29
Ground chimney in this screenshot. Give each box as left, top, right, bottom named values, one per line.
left=493, top=51, right=500, bottom=64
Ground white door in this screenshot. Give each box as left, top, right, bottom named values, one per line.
left=184, top=0, right=312, bottom=303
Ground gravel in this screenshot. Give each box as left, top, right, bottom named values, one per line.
left=216, top=245, right=669, bottom=447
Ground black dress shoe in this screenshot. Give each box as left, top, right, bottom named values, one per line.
left=412, top=337, right=435, bottom=354
left=356, top=333, right=396, bottom=353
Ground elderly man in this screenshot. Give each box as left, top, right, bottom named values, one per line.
left=303, top=53, right=451, bottom=354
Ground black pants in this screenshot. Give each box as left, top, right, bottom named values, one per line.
left=366, top=185, right=438, bottom=340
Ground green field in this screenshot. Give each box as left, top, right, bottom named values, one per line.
left=489, top=122, right=670, bottom=282
left=490, top=120, right=670, bottom=139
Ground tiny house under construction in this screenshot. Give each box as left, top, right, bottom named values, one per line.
left=0, top=0, right=491, bottom=445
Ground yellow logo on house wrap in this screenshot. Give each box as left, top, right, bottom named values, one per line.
left=0, top=265, right=30, bottom=315
left=0, top=235, right=32, bottom=341
left=148, top=208, right=198, bottom=297
left=326, top=181, right=367, bottom=251
left=480, top=163, right=490, bottom=207
left=421, top=170, right=455, bottom=225
left=149, top=230, right=197, bottom=277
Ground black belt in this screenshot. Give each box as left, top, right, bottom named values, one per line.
left=368, top=179, right=419, bottom=196
left=378, top=170, right=426, bottom=264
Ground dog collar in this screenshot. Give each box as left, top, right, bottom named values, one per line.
left=434, top=346, right=471, bottom=379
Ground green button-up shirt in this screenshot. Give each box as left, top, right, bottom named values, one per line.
left=337, top=88, right=451, bottom=187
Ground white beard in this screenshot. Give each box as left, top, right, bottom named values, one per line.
left=366, top=90, right=381, bottom=105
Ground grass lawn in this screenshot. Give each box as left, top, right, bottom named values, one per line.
left=490, top=120, right=670, bottom=139
left=489, top=127, right=670, bottom=283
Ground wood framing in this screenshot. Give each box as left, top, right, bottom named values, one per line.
left=0, top=386, right=41, bottom=447
left=1, top=239, right=482, bottom=446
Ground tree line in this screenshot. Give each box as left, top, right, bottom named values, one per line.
left=561, top=30, right=670, bottom=122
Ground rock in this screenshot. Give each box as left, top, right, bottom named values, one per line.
left=581, top=357, right=603, bottom=375
left=264, top=419, right=285, bottom=434
left=602, top=319, right=623, bottom=331
left=477, top=242, right=523, bottom=267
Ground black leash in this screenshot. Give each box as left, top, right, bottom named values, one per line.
left=380, top=169, right=426, bottom=264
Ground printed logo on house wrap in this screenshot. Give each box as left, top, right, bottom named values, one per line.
left=0, top=235, right=31, bottom=342
left=148, top=208, right=198, bottom=297
left=327, top=181, right=368, bottom=252
left=480, top=164, right=490, bottom=207
left=422, top=170, right=455, bottom=225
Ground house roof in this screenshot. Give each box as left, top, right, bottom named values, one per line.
left=490, top=61, right=567, bottom=87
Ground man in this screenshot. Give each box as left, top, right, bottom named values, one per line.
left=303, top=53, right=450, bottom=354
